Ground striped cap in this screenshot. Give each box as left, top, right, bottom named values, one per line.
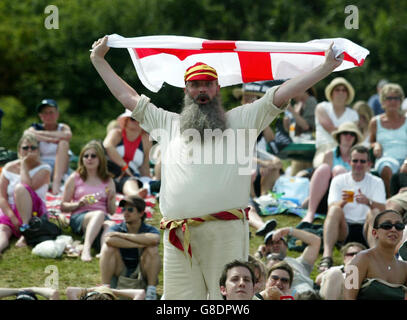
left=184, top=62, right=218, bottom=82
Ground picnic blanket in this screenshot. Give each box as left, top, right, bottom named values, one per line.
left=45, top=192, right=156, bottom=224
left=255, top=193, right=326, bottom=220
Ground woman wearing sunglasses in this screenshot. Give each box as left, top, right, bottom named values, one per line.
left=344, top=210, right=407, bottom=300
left=61, top=140, right=116, bottom=262
left=0, top=133, right=51, bottom=255
left=103, top=110, right=153, bottom=198
left=302, top=122, right=363, bottom=223
left=369, top=83, right=407, bottom=197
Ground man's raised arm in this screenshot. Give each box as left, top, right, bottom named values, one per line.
left=90, top=36, right=140, bottom=111
left=273, top=43, right=343, bottom=108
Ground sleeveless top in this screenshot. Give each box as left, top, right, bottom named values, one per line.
left=32, top=123, right=64, bottom=161
left=357, top=278, right=406, bottom=300
left=376, top=116, right=407, bottom=162
left=115, top=130, right=144, bottom=175
left=315, top=102, right=359, bottom=148
left=2, top=163, right=51, bottom=205
left=71, top=172, right=110, bottom=215
left=331, top=146, right=351, bottom=171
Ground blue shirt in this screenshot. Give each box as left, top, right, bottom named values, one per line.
left=368, top=94, right=384, bottom=115
left=109, top=222, right=160, bottom=269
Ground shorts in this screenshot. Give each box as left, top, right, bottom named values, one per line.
left=374, top=157, right=403, bottom=175
left=69, top=211, right=110, bottom=252
left=343, top=223, right=368, bottom=248
left=0, top=183, right=47, bottom=238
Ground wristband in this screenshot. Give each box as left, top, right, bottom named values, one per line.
left=288, top=227, right=293, bottom=236
left=121, top=163, right=129, bottom=172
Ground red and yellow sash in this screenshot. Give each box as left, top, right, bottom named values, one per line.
left=160, top=208, right=249, bottom=258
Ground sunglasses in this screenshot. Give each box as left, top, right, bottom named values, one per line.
left=345, top=251, right=360, bottom=257
left=378, top=222, right=405, bottom=231
left=341, top=131, right=356, bottom=137
left=270, top=275, right=289, bottom=284
left=351, top=159, right=367, bottom=164
left=385, top=96, right=401, bottom=101
left=83, top=154, right=97, bottom=159
left=21, top=146, right=38, bottom=151
left=120, top=207, right=135, bottom=213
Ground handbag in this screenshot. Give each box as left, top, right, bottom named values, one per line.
left=21, top=214, right=62, bottom=247
left=116, top=260, right=147, bottom=290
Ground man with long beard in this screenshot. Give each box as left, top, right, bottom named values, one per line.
left=90, top=36, right=343, bottom=299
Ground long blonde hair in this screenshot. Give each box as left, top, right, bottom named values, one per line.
left=76, top=140, right=111, bottom=182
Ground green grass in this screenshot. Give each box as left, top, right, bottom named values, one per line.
left=0, top=206, right=343, bottom=299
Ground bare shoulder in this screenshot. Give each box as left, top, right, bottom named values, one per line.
left=3, top=159, right=20, bottom=173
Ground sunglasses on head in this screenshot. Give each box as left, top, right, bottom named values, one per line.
left=351, top=159, right=367, bottom=164
left=120, top=206, right=135, bottom=213
left=270, top=275, right=289, bottom=284
left=22, top=146, right=38, bottom=151
left=378, top=222, right=405, bottom=231
left=385, top=96, right=401, bottom=101
left=83, top=153, right=97, bottom=159
left=345, top=251, right=360, bottom=257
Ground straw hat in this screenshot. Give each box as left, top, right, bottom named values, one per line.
left=324, top=77, right=355, bottom=105
left=117, top=109, right=134, bottom=129
left=331, top=122, right=363, bottom=145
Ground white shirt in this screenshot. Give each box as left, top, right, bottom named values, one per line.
left=315, top=101, right=359, bottom=148
left=3, top=163, right=51, bottom=205
left=328, top=172, right=386, bottom=224
left=132, top=86, right=286, bottom=219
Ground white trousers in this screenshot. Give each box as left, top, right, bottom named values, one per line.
left=162, top=219, right=249, bottom=300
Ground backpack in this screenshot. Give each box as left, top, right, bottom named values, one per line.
left=21, top=214, right=62, bottom=247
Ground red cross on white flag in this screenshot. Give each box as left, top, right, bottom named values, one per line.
left=106, top=34, right=369, bottom=92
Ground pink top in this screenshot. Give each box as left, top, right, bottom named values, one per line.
left=72, top=172, right=110, bottom=216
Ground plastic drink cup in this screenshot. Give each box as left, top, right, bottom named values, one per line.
left=344, top=189, right=354, bottom=203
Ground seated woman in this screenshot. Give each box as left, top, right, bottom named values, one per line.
left=103, top=110, right=152, bottom=198
left=313, top=77, right=359, bottom=168
left=344, top=210, right=407, bottom=300
left=0, top=133, right=51, bottom=255
left=61, top=140, right=116, bottom=262
left=369, top=83, right=407, bottom=197
left=302, top=122, right=363, bottom=223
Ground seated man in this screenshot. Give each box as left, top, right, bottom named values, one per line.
left=26, top=99, right=72, bottom=194
left=99, top=195, right=160, bottom=300
left=319, top=145, right=386, bottom=272
left=254, top=226, right=321, bottom=295
left=219, top=260, right=256, bottom=300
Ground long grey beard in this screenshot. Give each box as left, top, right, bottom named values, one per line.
left=180, top=93, right=227, bottom=137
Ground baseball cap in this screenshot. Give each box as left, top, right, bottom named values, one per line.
left=36, top=99, right=58, bottom=113
left=119, top=195, right=146, bottom=212
left=264, top=231, right=287, bottom=246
